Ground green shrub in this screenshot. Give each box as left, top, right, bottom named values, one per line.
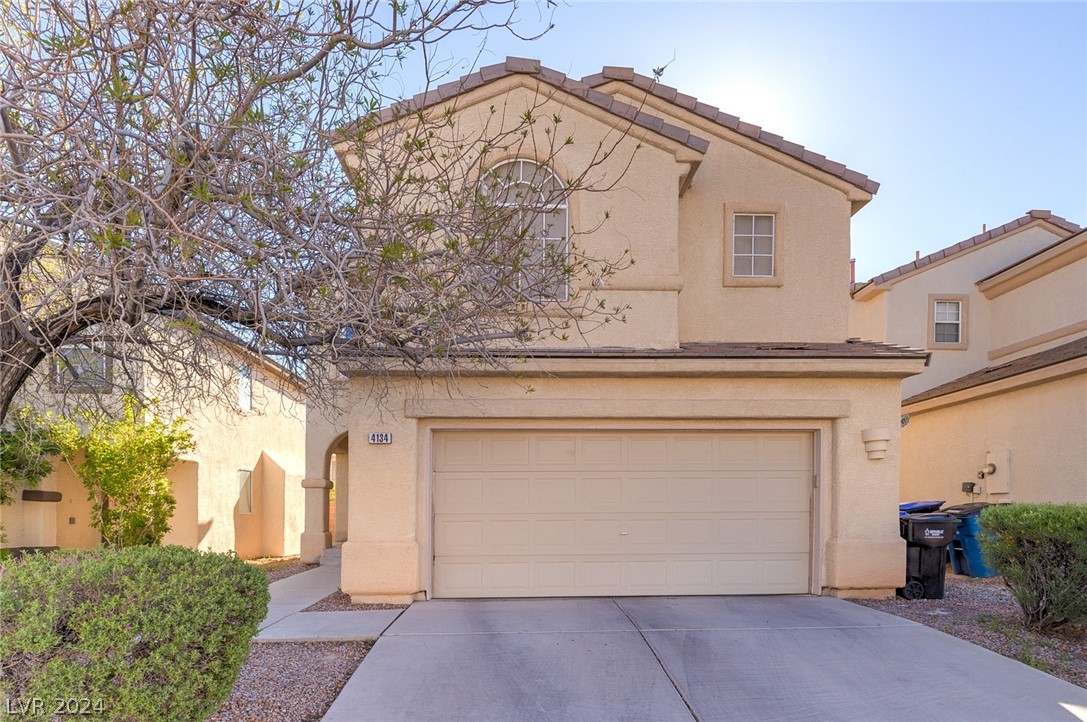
left=0, top=545, right=269, bottom=721
left=72, top=397, right=195, bottom=547
left=980, top=503, right=1087, bottom=630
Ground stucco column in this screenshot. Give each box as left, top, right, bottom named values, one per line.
left=299, top=477, right=332, bottom=563
left=333, top=453, right=350, bottom=544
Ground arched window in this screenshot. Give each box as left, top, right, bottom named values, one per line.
left=486, top=159, right=569, bottom=301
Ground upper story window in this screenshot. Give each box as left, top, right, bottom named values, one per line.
left=927, top=294, right=969, bottom=350
left=486, top=159, right=569, bottom=301
left=732, top=213, right=775, bottom=277
left=238, top=364, right=253, bottom=411
left=723, top=205, right=784, bottom=287
left=933, top=301, right=961, bottom=342
left=54, top=344, right=112, bottom=392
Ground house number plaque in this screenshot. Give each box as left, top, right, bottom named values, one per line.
left=368, top=432, right=392, bottom=445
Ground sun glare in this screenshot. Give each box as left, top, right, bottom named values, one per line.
left=701, top=76, right=808, bottom=142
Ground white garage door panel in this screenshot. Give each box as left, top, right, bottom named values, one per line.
left=433, top=431, right=813, bottom=597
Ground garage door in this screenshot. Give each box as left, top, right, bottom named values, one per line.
left=433, top=430, right=813, bottom=597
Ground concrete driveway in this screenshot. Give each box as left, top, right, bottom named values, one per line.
left=322, top=595, right=1087, bottom=722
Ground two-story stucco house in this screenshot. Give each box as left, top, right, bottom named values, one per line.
left=305, top=58, right=928, bottom=602
left=1, top=346, right=307, bottom=559
left=850, top=212, right=1086, bottom=506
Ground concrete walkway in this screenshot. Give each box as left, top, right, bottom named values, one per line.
left=322, top=595, right=1087, bottom=722
left=256, top=547, right=403, bottom=643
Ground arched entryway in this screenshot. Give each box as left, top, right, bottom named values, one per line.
left=300, top=432, right=349, bottom=563
left=327, top=434, right=350, bottom=544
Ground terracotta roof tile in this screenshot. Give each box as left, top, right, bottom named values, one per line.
left=673, top=92, right=699, bottom=110
left=478, top=62, right=506, bottom=82
left=779, top=139, right=805, bottom=157
left=536, top=67, right=568, bottom=85
left=716, top=113, right=741, bottom=131
left=822, top=159, right=847, bottom=176
left=361, top=58, right=710, bottom=157
left=504, top=56, right=541, bottom=74
left=854, top=210, right=1083, bottom=294
left=656, top=84, right=680, bottom=102
left=581, top=69, right=879, bottom=195
left=759, top=131, right=785, bottom=149
left=601, top=66, right=634, bottom=81
left=904, top=336, right=1087, bottom=406
left=736, top=120, right=762, bottom=138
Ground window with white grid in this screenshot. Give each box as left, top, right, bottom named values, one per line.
left=732, top=214, right=775, bottom=277
left=933, top=300, right=962, bottom=343
left=487, top=159, right=569, bottom=301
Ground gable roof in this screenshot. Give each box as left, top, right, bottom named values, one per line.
left=361, top=57, right=710, bottom=156
left=978, top=226, right=1087, bottom=285
left=580, top=66, right=879, bottom=195
left=903, top=335, right=1087, bottom=406
left=853, top=209, right=1081, bottom=296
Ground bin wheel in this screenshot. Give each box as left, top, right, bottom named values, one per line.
left=901, top=580, right=925, bottom=600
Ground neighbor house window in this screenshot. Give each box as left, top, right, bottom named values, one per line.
left=238, top=470, right=253, bottom=514
left=927, top=294, right=969, bottom=350
left=732, top=213, right=775, bottom=277
left=53, top=344, right=111, bottom=392
left=934, top=301, right=961, bottom=342
left=486, top=159, right=569, bottom=301
left=238, top=364, right=253, bottom=411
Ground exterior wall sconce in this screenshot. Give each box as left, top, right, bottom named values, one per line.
left=862, top=428, right=892, bottom=460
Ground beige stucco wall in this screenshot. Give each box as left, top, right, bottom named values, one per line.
left=600, top=85, right=864, bottom=344
left=310, top=363, right=916, bottom=601
left=987, top=256, right=1087, bottom=362
left=900, top=371, right=1087, bottom=504
left=343, top=75, right=872, bottom=353
left=850, top=223, right=1067, bottom=398
left=175, top=362, right=306, bottom=558
left=848, top=290, right=887, bottom=344
left=3, top=352, right=306, bottom=558
left=163, top=460, right=200, bottom=548
left=342, top=78, right=693, bottom=351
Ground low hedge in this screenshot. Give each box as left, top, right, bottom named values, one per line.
left=0, top=545, right=269, bottom=721
left=979, top=503, right=1087, bottom=630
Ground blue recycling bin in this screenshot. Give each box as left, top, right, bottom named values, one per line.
left=899, top=500, right=945, bottom=518
left=944, top=503, right=999, bottom=578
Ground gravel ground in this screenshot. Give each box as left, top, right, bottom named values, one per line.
left=245, top=556, right=318, bottom=583
left=304, top=590, right=409, bottom=612
left=852, top=574, right=1087, bottom=688
left=211, top=641, right=370, bottom=722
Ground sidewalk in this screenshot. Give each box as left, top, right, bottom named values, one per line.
left=256, top=547, right=404, bottom=642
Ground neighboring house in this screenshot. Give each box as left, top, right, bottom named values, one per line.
left=305, top=58, right=928, bottom=602
left=850, top=210, right=1081, bottom=399
left=850, top=216, right=1086, bottom=506
left=1, top=345, right=307, bottom=559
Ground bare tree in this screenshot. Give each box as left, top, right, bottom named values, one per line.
left=0, top=0, right=634, bottom=422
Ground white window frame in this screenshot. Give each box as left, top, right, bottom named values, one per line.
left=933, top=301, right=961, bottom=343
left=488, top=159, right=569, bottom=302
left=238, top=364, right=253, bottom=412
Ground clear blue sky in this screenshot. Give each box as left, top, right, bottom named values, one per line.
left=392, top=1, right=1086, bottom=281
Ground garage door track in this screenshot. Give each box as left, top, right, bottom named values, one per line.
left=322, top=595, right=1087, bottom=721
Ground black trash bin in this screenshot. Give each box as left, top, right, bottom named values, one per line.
left=898, top=513, right=958, bottom=599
